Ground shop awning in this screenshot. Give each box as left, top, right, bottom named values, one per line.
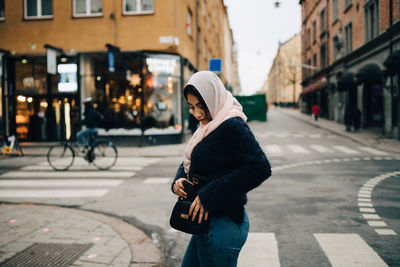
left=383, top=50, right=400, bottom=76
left=356, top=63, right=383, bottom=85
left=337, top=71, right=357, bottom=91
left=301, top=77, right=327, bottom=94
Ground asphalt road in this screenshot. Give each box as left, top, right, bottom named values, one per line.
left=0, top=109, right=399, bottom=266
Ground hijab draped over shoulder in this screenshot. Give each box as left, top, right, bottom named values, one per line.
left=183, top=71, right=247, bottom=173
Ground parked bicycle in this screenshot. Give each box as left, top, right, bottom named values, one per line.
left=47, top=132, right=118, bottom=171
left=1, top=135, right=24, bottom=158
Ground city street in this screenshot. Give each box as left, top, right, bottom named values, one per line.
left=1, top=108, right=400, bottom=266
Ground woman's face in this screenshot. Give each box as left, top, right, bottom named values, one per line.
left=187, top=93, right=211, bottom=125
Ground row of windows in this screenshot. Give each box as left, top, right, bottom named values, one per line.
left=0, top=0, right=153, bottom=20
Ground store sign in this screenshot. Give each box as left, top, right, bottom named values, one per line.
left=108, top=49, right=115, bottom=72
left=46, top=48, right=57, bottom=74
left=209, top=58, right=222, bottom=72
left=146, top=57, right=176, bottom=74
left=57, top=63, right=78, bottom=92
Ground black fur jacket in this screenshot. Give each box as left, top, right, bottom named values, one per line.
left=172, top=117, right=272, bottom=224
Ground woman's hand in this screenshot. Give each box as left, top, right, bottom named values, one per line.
left=173, top=178, right=187, bottom=198
left=189, top=196, right=209, bottom=224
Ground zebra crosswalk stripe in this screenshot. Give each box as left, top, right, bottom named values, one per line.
left=287, top=144, right=309, bottom=154
left=265, top=145, right=282, bottom=154
left=314, top=233, right=388, bottom=267
left=333, top=146, right=359, bottom=154
left=357, top=147, right=389, bottom=155
left=0, top=189, right=109, bottom=198
left=238, top=233, right=280, bottom=267
left=310, top=145, right=333, bottom=153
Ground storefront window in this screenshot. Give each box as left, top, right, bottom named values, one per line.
left=82, top=52, right=182, bottom=135
left=142, top=53, right=182, bottom=134
left=14, top=56, right=78, bottom=141
left=0, top=0, right=5, bottom=20
left=0, top=54, right=3, bottom=137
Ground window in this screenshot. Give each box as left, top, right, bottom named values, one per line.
left=344, top=0, right=353, bottom=10
left=24, top=0, right=53, bottom=19
left=333, top=32, right=343, bottom=59
left=123, top=0, right=153, bottom=15
left=320, top=44, right=327, bottom=69
left=307, top=28, right=311, bottom=48
left=0, top=0, right=4, bottom=20
left=364, top=0, right=379, bottom=42
left=313, top=54, right=317, bottom=74
left=203, top=40, right=207, bottom=59
left=202, top=0, right=206, bottom=17
left=332, top=0, right=338, bottom=22
left=307, top=59, right=312, bottom=77
left=197, top=28, right=201, bottom=53
left=312, top=21, right=316, bottom=43
left=345, top=22, right=353, bottom=54
left=73, top=0, right=102, bottom=17
left=187, top=9, right=192, bottom=37
left=320, top=8, right=326, bottom=35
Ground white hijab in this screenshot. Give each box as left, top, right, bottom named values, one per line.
left=183, top=71, right=247, bottom=173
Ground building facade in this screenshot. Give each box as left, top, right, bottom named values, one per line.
left=261, top=33, right=302, bottom=107
left=0, top=0, right=239, bottom=144
left=300, top=0, right=400, bottom=139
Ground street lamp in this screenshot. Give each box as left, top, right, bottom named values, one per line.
left=274, top=1, right=281, bottom=8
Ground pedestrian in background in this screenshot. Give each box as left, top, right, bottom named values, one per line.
left=352, top=107, right=361, bottom=131
left=312, top=104, right=320, bottom=121
left=172, top=71, right=272, bottom=266
left=344, top=105, right=353, bottom=132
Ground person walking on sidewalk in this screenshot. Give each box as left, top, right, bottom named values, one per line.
left=312, top=104, right=320, bottom=121
left=172, top=71, right=272, bottom=266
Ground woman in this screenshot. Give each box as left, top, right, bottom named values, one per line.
left=172, top=71, right=272, bottom=266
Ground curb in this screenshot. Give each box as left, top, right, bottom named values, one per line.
left=2, top=203, right=164, bottom=267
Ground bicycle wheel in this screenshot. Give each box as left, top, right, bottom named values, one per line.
left=47, top=144, right=75, bottom=171
left=92, top=141, right=118, bottom=170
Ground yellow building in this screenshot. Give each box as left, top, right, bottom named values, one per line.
left=261, top=33, right=302, bottom=107
left=0, top=0, right=238, bottom=143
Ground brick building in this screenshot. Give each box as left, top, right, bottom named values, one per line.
left=300, top=0, right=400, bottom=138
left=0, top=0, right=240, bottom=144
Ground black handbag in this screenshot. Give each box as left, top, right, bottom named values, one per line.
left=169, top=174, right=209, bottom=235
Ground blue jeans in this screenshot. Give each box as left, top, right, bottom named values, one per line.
left=77, top=127, right=98, bottom=147
left=181, top=212, right=249, bottom=267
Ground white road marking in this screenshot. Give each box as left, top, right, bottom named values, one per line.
left=238, top=233, right=280, bottom=267
left=368, top=221, right=387, bottom=227
left=0, top=179, right=123, bottom=187
left=265, top=145, right=282, bottom=154
left=310, top=145, right=333, bottom=153
left=287, top=145, right=309, bottom=154
left=314, top=233, right=388, bottom=267
left=0, top=171, right=134, bottom=179
left=21, top=165, right=143, bottom=171
left=358, top=147, right=389, bottom=155
left=363, top=214, right=381, bottom=220
left=0, top=189, right=109, bottom=198
left=375, top=229, right=397, bottom=235
left=360, top=208, right=376, bottom=213
left=143, top=178, right=171, bottom=184
left=333, top=146, right=359, bottom=154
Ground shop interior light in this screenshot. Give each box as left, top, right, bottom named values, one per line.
left=96, top=76, right=102, bottom=81
left=21, top=59, right=28, bottom=64
left=27, top=97, right=33, bottom=103
left=61, top=57, right=68, bottom=63
left=17, top=95, right=26, bottom=102
left=127, top=95, right=133, bottom=101
left=40, top=101, right=48, bottom=108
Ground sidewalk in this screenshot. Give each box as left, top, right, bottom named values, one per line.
left=279, top=108, right=400, bottom=154
left=0, top=204, right=163, bottom=267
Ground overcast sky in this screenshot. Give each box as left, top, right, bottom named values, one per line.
left=224, top=0, right=301, bottom=95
